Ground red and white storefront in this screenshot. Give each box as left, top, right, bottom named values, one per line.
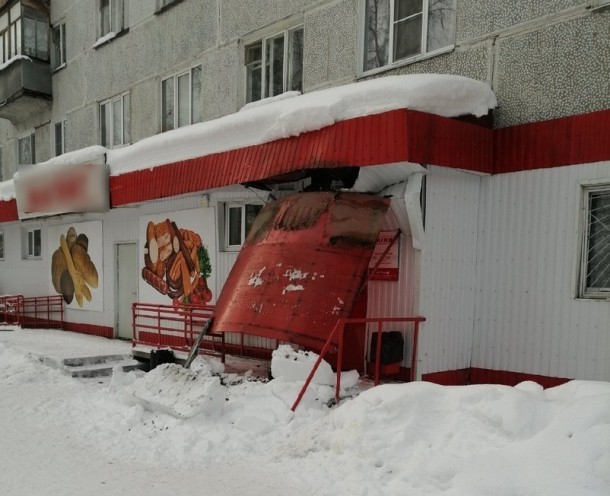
left=0, top=94, right=608, bottom=386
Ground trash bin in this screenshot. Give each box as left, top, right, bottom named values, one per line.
left=149, top=349, right=175, bottom=370
left=369, top=331, right=404, bottom=364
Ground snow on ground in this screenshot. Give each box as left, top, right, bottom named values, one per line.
left=0, top=327, right=609, bottom=496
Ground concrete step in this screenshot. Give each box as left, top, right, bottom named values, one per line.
left=62, top=355, right=146, bottom=378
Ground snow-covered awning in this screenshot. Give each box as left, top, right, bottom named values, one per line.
left=0, top=74, right=496, bottom=213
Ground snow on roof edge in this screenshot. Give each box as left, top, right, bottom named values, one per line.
left=0, top=74, right=497, bottom=202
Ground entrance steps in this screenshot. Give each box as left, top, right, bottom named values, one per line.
left=35, top=353, right=146, bottom=378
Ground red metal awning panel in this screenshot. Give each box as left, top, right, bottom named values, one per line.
left=211, top=192, right=390, bottom=350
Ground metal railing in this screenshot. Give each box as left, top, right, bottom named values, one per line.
left=132, top=302, right=225, bottom=362
left=291, top=316, right=426, bottom=411
left=0, top=295, right=24, bottom=325
left=0, top=295, right=64, bottom=329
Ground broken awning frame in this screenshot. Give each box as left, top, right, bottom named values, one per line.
left=210, top=191, right=392, bottom=350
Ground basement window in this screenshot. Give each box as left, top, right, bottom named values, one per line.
left=579, top=185, right=610, bottom=298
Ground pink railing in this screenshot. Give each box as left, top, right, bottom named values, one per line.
left=132, top=302, right=224, bottom=362
left=291, top=316, right=426, bottom=411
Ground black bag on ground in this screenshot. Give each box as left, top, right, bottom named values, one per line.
left=369, top=331, right=404, bottom=364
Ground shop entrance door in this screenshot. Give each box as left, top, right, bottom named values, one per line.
left=116, top=243, right=138, bottom=340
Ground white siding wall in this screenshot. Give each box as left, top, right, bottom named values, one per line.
left=367, top=210, right=419, bottom=367
left=474, top=162, right=610, bottom=381
left=417, top=167, right=482, bottom=377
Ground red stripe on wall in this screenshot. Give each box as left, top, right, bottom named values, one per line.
left=423, top=367, right=571, bottom=389
left=63, top=322, right=114, bottom=339
left=109, top=109, right=490, bottom=207
left=495, top=108, right=610, bottom=173
left=0, top=198, right=17, bottom=222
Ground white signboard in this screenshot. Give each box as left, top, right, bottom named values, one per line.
left=14, top=157, right=109, bottom=219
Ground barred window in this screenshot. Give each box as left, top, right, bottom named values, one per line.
left=580, top=186, right=610, bottom=298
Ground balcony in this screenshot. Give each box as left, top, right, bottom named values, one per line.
left=0, top=0, right=52, bottom=124
left=0, top=56, right=51, bottom=123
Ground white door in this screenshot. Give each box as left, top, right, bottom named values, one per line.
left=116, top=243, right=138, bottom=340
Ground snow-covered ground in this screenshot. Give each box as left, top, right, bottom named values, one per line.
left=1, top=326, right=609, bottom=496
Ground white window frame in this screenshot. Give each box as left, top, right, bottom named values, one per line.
left=0, top=229, right=4, bottom=260
left=24, top=227, right=41, bottom=259
left=224, top=203, right=263, bottom=251
left=99, top=0, right=125, bottom=38
left=53, top=118, right=66, bottom=156
left=99, top=92, right=130, bottom=148
left=244, top=25, right=303, bottom=104
left=17, top=131, right=35, bottom=167
left=359, top=0, right=456, bottom=76
left=51, top=22, right=66, bottom=70
left=160, top=66, right=203, bottom=132
left=579, top=184, right=610, bottom=299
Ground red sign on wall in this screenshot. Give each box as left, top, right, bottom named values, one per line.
left=368, top=230, right=400, bottom=281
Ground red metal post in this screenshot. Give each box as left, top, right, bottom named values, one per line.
left=291, top=320, right=342, bottom=412
left=335, top=321, right=345, bottom=404
left=374, top=321, right=383, bottom=386
left=410, top=320, right=421, bottom=382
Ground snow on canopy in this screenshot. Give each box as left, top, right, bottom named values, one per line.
left=0, top=74, right=496, bottom=201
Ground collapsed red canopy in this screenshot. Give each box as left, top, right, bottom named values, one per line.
left=211, top=191, right=390, bottom=350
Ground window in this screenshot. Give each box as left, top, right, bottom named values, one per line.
left=99, top=0, right=125, bottom=37
left=225, top=203, right=263, bottom=250
left=245, top=26, right=303, bottom=103
left=52, top=23, right=66, bottom=70
left=0, top=230, right=4, bottom=260
left=156, top=0, right=184, bottom=12
left=0, top=3, right=21, bottom=64
left=54, top=119, right=66, bottom=156
left=25, top=228, right=41, bottom=258
left=23, top=8, right=48, bottom=60
left=161, top=66, right=202, bottom=132
left=362, top=0, right=456, bottom=73
left=100, top=93, right=130, bottom=147
left=580, top=186, right=610, bottom=298
left=17, top=132, right=35, bottom=166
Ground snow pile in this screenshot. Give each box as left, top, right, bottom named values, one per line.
left=117, top=360, right=225, bottom=419
left=109, top=74, right=496, bottom=175
left=0, top=328, right=608, bottom=495
left=271, top=344, right=359, bottom=389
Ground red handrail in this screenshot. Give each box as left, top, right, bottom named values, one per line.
left=291, top=316, right=425, bottom=412
left=0, top=295, right=64, bottom=329
left=132, top=302, right=224, bottom=362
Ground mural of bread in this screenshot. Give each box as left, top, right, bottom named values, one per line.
left=71, top=243, right=99, bottom=289
left=51, top=227, right=99, bottom=308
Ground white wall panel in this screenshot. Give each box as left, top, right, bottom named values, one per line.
left=367, top=208, right=418, bottom=367
left=417, top=167, right=482, bottom=377
left=474, top=162, right=610, bottom=381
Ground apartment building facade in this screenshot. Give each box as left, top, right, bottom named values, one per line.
left=0, top=0, right=608, bottom=384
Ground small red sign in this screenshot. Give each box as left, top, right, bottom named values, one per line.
left=369, top=230, right=400, bottom=281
